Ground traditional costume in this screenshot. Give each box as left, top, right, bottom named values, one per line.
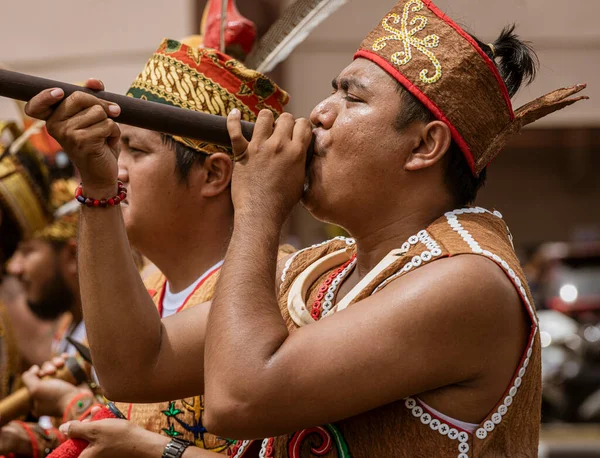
left=228, top=1, right=587, bottom=457
left=0, top=121, right=51, bottom=401
left=0, top=125, right=72, bottom=458
left=116, top=266, right=231, bottom=452
left=0, top=179, right=99, bottom=458
left=112, top=19, right=290, bottom=450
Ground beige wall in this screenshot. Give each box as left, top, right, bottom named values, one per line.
left=0, top=0, right=195, bottom=120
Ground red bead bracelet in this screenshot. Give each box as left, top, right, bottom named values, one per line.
left=75, top=181, right=127, bottom=207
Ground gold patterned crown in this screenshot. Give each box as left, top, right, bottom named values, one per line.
left=0, top=121, right=51, bottom=252
left=127, top=38, right=289, bottom=156
left=356, top=0, right=588, bottom=175
left=34, top=179, right=79, bottom=242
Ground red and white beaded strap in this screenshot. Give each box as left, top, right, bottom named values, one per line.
left=311, top=254, right=357, bottom=320
left=280, top=237, right=355, bottom=284
left=372, top=229, right=442, bottom=294
left=230, top=440, right=253, bottom=458
left=444, top=207, right=538, bottom=442
left=258, top=438, right=275, bottom=458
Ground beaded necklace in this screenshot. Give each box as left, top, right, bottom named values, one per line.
left=259, top=438, right=275, bottom=458
left=310, top=254, right=357, bottom=320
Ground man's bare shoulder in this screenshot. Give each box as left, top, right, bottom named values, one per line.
left=384, top=253, right=522, bottom=314
left=368, top=254, right=527, bottom=370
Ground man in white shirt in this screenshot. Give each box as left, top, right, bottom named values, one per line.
left=20, top=37, right=291, bottom=457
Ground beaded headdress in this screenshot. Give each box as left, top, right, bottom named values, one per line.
left=356, top=0, right=588, bottom=176
left=0, top=122, right=50, bottom=247
left=34, top=179, right=79, bottom=243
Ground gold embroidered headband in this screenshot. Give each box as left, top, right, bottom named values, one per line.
left=356, top=0, right=588, bottom=176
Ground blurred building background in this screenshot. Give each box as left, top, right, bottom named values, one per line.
left=1, top=1, right=599, bottom=455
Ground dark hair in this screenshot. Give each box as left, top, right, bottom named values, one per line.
left=0, top=203, right=21, bottom=262
left=160, top=134, right=208, bottom=182
left=394, top=25, right=538, bottom=206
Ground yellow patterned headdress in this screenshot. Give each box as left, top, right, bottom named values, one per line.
left=34, top=179, right=78, bottom=243
left=127, top=38, right=289, bottom=156
left=356, top=0, right=588, bottom=176
left=0, top=121, right=51, bottom=255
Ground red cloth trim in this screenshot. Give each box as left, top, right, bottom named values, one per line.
left=471, top=249, right=538, bottom=431
left=13, top=422, right=39, bottom=458
left=354, top=49, right=476, bottom=174
left=157, top=264, right=222, bottom=317
left=422, top=0, right=514, bottom=119
left=62, top=392, right=94, bottom=424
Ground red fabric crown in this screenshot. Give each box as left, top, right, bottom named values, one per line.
left=356, top=0, right=587, bottom=176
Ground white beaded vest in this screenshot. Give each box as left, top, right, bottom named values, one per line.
left=231, top=207, right=541, bottom=458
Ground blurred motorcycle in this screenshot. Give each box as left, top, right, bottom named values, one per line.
left=529, top=242, right=600, bottom=423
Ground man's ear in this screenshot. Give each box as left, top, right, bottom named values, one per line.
left=404, top=120, right=452, bottom=171
left=195, top=152, right=234, bottom=198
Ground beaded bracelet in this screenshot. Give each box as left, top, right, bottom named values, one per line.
left=75, top=181, right=127, bottom=207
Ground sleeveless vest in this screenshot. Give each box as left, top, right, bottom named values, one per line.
left=230, top=207, right=541, bottom=458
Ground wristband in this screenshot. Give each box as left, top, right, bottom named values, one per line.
left=75, top=181, right=127, bottom=207
left=162, top=437, right=192, bottom=458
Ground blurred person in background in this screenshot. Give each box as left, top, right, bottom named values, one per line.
left=0, top=120, right=54, bottom=399
left=0, top=177, right=149, bottom=457
left=8, top=179, right=84, bottom=355
left=0, top=179, right=96, bottom=457
left=0, top=121, right=74, bottom=458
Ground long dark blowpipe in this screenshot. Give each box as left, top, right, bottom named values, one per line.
left=0, top=69, right=314, bottom=165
